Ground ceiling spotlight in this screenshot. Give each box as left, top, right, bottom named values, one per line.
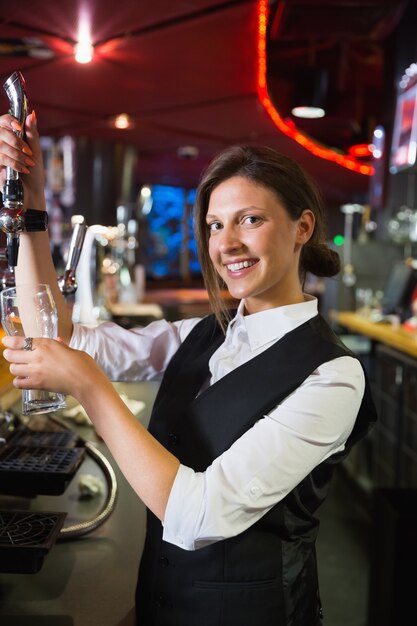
left=291, top=68, right=328, bottom=119
left=74, top=41, right=94, bottom=64
left=291, top=106, right=325, bottom=119
left=114, top=114, right=131, bottom=129
left=75, top=8, right=94, bottom=64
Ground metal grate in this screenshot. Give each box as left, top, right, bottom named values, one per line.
left=0, top=445, right=84, bottom=474
left=7, top=430, right=79, bottom=449
left=0, top=509, right=66, bottom=573
left=0, top=445, right=85, bottom=495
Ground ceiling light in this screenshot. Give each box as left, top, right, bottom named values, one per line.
left=291, top=106, right=325, bottom=119
left=114, top=114, right=131, bottom=129
left=291, top=68, right=328, bottom=120
left=75, top=9, right=94, bottom=64
left=74, top=41, right=94, bottom=64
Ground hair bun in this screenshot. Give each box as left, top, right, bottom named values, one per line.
left=301, top=243, right=340, bottom=277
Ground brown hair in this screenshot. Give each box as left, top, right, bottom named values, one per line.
left=194, top=145, right=340, bottom=330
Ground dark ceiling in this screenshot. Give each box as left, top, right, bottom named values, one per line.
left=0, top=0, right=409, bottom=210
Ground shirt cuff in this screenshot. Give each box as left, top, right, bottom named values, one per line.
left=162, top=464, right=205, bottom=551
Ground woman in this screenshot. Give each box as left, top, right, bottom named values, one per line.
left=0, top=112, right=376, bottom=626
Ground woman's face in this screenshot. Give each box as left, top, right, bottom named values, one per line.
left=206, top=176, right=314, bottom=314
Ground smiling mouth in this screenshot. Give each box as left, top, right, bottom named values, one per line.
left=226, top=260, right=257, bottom=272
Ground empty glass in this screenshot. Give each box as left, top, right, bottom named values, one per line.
left=0, top=283, right=66, bottom=415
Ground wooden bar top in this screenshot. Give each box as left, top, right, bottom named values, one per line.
left=331, top=310, right=417, bottom=359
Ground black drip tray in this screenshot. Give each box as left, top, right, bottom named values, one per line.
left=0, top=445, right=85, bottom=496
left=0, top=509, right=67, bottom=573
left=7, top=430, right=79, bottom=448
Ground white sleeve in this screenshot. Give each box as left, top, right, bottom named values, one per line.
left=70, top=317, right=201, bottom=381
left=162, top=356, right=365, bottom=550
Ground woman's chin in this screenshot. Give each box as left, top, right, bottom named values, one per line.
left=224, top=283, right=250, bottom=300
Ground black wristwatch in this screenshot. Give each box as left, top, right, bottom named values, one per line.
left=24, top=209, right=49, bottom=232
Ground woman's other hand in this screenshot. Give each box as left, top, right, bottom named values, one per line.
left=2, top=335, right=104, bottom=400
left=0, top=111, right=46, bottom=210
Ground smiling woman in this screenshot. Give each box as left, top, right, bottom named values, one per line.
left=194, top=145, right=341, bottom=328
left=0, top=114, right=376, bottom=626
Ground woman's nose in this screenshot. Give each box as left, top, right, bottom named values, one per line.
left=218, top=227, right=242, bottom=253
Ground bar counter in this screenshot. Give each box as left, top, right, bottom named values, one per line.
left=331, top=310, right=417, bottom=359
left=0, top=381, right=160, bottom=626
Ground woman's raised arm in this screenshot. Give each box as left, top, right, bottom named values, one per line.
left=0, top=111, right=73, bottom=343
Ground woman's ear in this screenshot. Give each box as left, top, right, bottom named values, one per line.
left=296, top=209, right=315, bottom=244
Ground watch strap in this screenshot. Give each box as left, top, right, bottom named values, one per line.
left=24, top=209, right=49, bottom=232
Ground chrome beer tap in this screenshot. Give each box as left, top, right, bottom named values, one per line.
left=0, top=71, right=48, bottom=268
left=0, top=71, right=28, bottom=267
left=58, top=221, right=87, bottom=296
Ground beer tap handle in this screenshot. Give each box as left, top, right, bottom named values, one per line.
left=58, top=222, right=87, bottom=295
left=2, top=71, right=27, bottom=196
left=0, top=71, right=28, bottom=268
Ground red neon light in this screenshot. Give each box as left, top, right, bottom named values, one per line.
left=256, top=0, right=374, bottom=176
left=348, top=143, right=373, bottom=158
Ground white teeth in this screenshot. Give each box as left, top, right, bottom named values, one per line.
left=227, top=260, right=256, bottom=272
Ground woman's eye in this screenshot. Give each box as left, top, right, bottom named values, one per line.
left=207, top=222, right=222, bottom=232
left=243, top=215, right=261, bottom=226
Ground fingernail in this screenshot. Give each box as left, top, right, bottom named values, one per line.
left=57, top=337, right=64, bottom=343
left=22, top=167, right=30, bottom=174
left=11, top=120, right=22, bottom=131
left=31, top=109, right=37, bottom=126
left=24, top=157, right=35, bottom=166
left=22, top=146, right=33, bottom=156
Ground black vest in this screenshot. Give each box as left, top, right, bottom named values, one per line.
left=135, top=313, right=376, bottom=626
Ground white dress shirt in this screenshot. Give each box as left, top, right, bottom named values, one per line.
left=71, top=297, right=364, bottom=551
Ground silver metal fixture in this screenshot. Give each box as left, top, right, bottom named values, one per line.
left=0, top=71, right=28, bottom=267
left=58, top=222, right=87, bottom=295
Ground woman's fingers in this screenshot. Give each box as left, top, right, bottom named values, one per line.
left=3, top=347, right=35, bottom=364
left=9, top=362, right=32, bottom=378
left=0, top=137, right=31, bottom=174
left=25, top=111, right=42, bottom=158
left=2, top=336, right=101, bottom=400
left=0, top=114, right=34, bottom=174
left=3, top=338, right=56, bottom=390
left=0, top=111, right=46, bottom=209
left=2, top=335, right=31, bottom=351
left=2, top=336, right=76, bottom=395
left=3, top=339, right=38, bottom=386
left=2, top=338, right=38, bottom=388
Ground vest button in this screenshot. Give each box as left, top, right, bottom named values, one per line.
left=157, top=595, right=172, bottom=608
left=159, top=556, right=170, bottom=567
left=168, top=432, right=179, bottom=446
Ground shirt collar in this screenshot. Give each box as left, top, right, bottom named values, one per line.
left=229, top=296, right=318, bottom=351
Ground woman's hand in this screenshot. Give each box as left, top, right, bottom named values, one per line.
left=2, top=335, right=106, bottom=401
left=0, top=111, right=46, bottom=210
left=3, top=334, right=181, bottom=525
